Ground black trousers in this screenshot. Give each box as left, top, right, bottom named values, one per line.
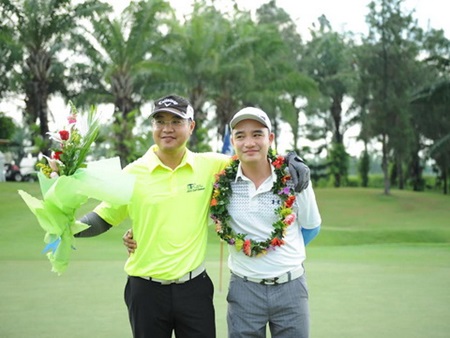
left=124, top=272, right=216, bottom=338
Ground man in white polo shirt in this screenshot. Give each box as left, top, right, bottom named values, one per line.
left=211, top=107, right=321, bottom=337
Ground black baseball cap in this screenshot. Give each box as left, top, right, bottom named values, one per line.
left=150, top=95, right=194, bottom=120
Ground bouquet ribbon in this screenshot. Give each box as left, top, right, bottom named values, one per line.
left=18, top=157, right=135, bottom=274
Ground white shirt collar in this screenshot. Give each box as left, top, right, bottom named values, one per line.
left=234, top=162, right=277, bottom=193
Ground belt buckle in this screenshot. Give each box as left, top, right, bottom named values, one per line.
left=260, top=277, right=278, bottom=285
left=160, top=279, right=175, bottom=285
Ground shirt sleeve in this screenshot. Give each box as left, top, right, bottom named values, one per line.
left=94, top=201, right=128, bottom=227
left=294, top=184, right=322, bottom=230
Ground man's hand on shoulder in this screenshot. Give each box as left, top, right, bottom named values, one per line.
left=285, top=151, right=310, bottom=193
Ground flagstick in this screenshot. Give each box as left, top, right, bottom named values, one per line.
left=218, top=124, right=232, bottom=293
left=219, top=240, right=224, bottom=292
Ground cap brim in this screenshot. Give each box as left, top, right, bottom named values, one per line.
left=150, top=107, right=188, bottom=119
left=230, top=114, right=271, bottom=132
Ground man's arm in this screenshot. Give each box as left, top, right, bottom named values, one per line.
left=285, top=151, right=310, bottom=192
left=75, top=212, right=113, bottom=237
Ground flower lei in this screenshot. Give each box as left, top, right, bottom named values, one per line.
left=210, top=151, right=297, bottom=257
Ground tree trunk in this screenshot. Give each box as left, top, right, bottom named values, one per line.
left=111, top=71, right=136, bottom=167
left=25, top=50, right=51, bottom=155
left=381, top=134, right=390, bottom=195
left=443, top=165, right=448, bottom=195
left=114, top=98, right=134, bottom=168
left=291, top=95, right=301, bottom=153
left=330, top=94, right=344, bottom=186
left=188, top=86, right=207, bottom=150
left=330, top=95, right=343, bottom=144
left=215, top=92, right=237, bottom=140
left=397, top=155, right=404, bottom=190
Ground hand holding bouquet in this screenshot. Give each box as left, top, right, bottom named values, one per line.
left=19, top=102, right=135, bottom=274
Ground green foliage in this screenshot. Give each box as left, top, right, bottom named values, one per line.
left=346, top=175, right=360, bottom=187
left=307, top=159, right=329, bottom=186
left=0, top=12, right=21, bottom=98
left=367, top=174, right=389, bottom=188
left=301, top=17, right=357, bottom=165
left=358, top=149, right=370, bottom=187
left=111, top=110, right=138, bottom=167
left=355, top=0, right=428, bottom=194
left=345, top=173, right=439, bottom=192
left=190, top=124, right=212, bottom=152
left=3, top=124, right=33, bottom=164
left=327, top=142, right=349, bottom=187
left=0, top=113, right=17, bottom=143
left=411, top=67, right=450, bottom=194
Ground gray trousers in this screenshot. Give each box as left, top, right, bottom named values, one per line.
left=227, top=273, right=309, bottom=338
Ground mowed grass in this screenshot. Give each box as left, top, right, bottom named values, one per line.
left=0, top=183, right=449, bottom=338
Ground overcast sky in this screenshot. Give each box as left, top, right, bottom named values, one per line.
left=154, top=0, right=449, bottom=37
left=108, top=0, right=449, bottom=39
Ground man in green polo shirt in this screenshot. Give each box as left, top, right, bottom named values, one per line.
left=77, top=94, right=310, bottom=338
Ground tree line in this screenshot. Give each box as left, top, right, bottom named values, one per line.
left=0, top=0, right=449, bottom=194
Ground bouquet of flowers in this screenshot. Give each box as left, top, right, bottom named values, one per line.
left=18, top=102, right=135, bottom=274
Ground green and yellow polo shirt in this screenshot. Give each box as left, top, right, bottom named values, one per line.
left=94, top=145, right=229, bottom=279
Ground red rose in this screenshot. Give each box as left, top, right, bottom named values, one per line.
left=59, top=130, right=70, bottom=141
left=52, top=151, right=62, bottom=160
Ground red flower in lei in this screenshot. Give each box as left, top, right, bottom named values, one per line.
left=210, top=151, right=297, bottom=257
left=285, top=195, right=296, bottom=208
left=271, top=237, right=284, bottom=247
left=243, top=240, right=252, bottom=256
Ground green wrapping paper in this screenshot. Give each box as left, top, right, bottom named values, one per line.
left=18, top=157, right=135, bottom=274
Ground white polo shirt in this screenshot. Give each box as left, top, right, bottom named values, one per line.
left=227, top=163, right=321, bottom=279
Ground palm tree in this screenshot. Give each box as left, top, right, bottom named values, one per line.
left=1, top=0, right=111, bottom=153
left=0, top=11, right=20, bottom=100
left=148, top=1, right=237, bottom=150
left=72, top=0, right=173, bottom=165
